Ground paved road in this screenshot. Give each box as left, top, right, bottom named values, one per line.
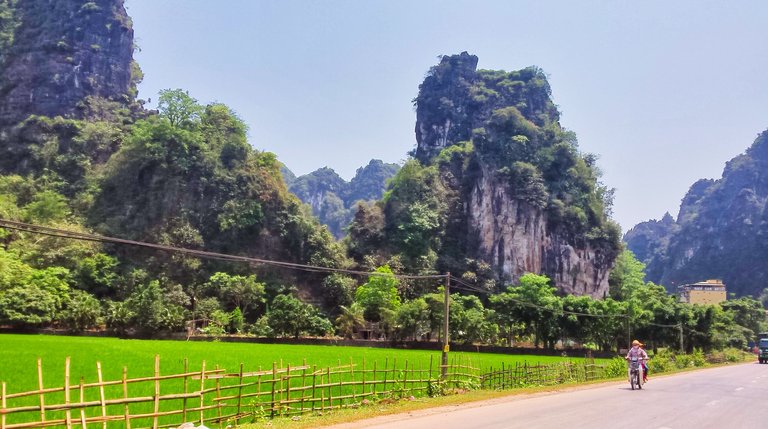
left=329, top=362, right=768, bottom=429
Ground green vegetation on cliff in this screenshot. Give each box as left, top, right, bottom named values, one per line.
left=286, top=160, right=400, bottom=238
left=349, top=53, right=621, bottom=292
left=626, top=129, right=768, bottom=299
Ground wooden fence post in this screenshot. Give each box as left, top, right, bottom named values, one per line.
left=311, top=365, right=317, bottom=414
left=270, top=362, right=277, bottom=418
left=326, top=367, right=332, bottom=411
left=428, top=355, right=433, bottom=389
left=300, top=360, right=306, bottom=415
left=236, top=363, right=244, bottom=422
left=37, top=359, right=45, bottom=425
left=122, top=367, right=131, bottom=429
left=403, top=360, right=408, bottom=397
left=361, top=357, right=366, bottom=399
left=65, top=357, right=72, bottom=429
left=152, top=356, right=160, bottom=429
left=199, top=360, right=206, bottom=425
left=2, top=381, right=7, bottom=429
left=285, top=364, right=291, bottom=416
left=97, top=361, right=107, bottom=429
left=372, top=361, right=378, bottom=397
left=214, top=364, right=222, bottom=427
left=382, top=358, right=388, bottom=396
left=79, top=378, right=86, bottom=429
left=349, top=357, right=355, bottom=403
left=182, top=358, right=188, bottom=424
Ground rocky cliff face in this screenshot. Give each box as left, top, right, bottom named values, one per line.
left=0, top=0, right=135, bottom=125
left=626, top=129, right=768, bottom=297
left=468, top=162, right=611, bottom=295
left=381, top=52, right=620, bottom=297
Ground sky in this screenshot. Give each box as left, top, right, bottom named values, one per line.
left=125, top=0, right=768, bottom=232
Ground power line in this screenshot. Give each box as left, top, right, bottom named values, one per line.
left=451, top=275, right=626, bottom=319
left=0, top=219, right=723, bottom=339
left=0, top=219, right=445, bottom=280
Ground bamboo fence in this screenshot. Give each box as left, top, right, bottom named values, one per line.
left=480, top=359, right=606, bottom=390
left=1, top=355, right=607, bottom=429
left=0, top=354, right=484, bottom=429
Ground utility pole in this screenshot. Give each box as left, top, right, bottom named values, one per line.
left=442, top=272, right=450, bottom=379
left=626, top=305, right=632, bottom=350
left=678, top=323, right=684, bottom=352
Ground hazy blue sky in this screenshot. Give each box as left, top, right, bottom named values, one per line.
left=126, top=0, right=768, bottom=231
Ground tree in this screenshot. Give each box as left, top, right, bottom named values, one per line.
left=560, top=295, right=596, bottom=346
left=157, top=89, right=203, bottom=128
left=61, top=290, right=102, bottom=331
left=354, top=266, right=401, bottom=322
left=608, top=250, right=646, bottom=300
left=394, top=298, right=430, bottom=341
left=450, top=294, right=498, bottom=344
left=321, top=274, right=356, bottom=316
left=266, top=294, right=332, bottom=338
left=0, top=284, right=62, bottom=326
left=267, top=294, right=310, bottom=339
left=73, top=253, right=118, bottom=297
left=125, top=280, right=186, bottom=334
left=721, top=297, right=766, bottom=342
left=335, top=303, right=365, bottom=339
left=23, top=190, right=70, bottom=223
left=589, top=298, right=627, bottom=352
left=489, top=273, right=560, bottom=348
left=205, top=272, right=266, bottom=318
left=104, top=300, right=134, bottom=336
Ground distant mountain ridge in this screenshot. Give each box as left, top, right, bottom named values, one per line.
left=283, top=160, right=400, bottom=238
left=625, top=129, right=768, bottom=298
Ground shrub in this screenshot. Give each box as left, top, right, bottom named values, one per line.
left=604, top=357, right=627, bottom=378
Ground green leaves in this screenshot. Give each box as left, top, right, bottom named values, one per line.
left=267, top=294, right=332, bottom=339
left=157, top=89, right=204, bottom=129
left=354, top=266, right=401, bottom=322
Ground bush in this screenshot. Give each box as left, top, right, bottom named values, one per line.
left=691, top=348, right=706, bottom=367
left=648, top=349, right=674, bottom=373
left=604, top=357, right=627, bottom=378
left=61, top=290, right=102, bottom=331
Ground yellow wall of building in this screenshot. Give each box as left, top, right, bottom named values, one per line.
left=687, top=290, right=726, bottom=305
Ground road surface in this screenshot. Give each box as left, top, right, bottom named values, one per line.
left=328, top=362, right=768, bottom=429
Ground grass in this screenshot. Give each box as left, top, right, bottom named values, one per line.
left=0, top=334, right=610, bottom=428
left=0, top=334, right=606, bottom=392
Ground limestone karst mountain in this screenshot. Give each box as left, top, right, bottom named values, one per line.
left=626, top=129, right=768, bottom=298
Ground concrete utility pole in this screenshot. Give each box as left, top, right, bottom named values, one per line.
left=442, top=272, right=450, bottom=379
left=627, top=306, right=632, bottom=350
left=679, top=323, right=684, bottom=352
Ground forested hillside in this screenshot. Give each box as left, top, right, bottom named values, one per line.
left=285, top=160, right=400, bottom=238
left=626, top=130, right=768, bottom=299
left=0, top=0, right=345, bottom=335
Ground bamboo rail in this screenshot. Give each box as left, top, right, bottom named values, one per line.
left=1, top=355, right=603, bottom=428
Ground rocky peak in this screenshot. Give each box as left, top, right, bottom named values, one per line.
left=0, top=0, right=136, bottom=125
left=625, top=128, right=768, bottom=297
left=413, top=52, right=480, bottom=163
left=383, top=53, right=619, bottom=296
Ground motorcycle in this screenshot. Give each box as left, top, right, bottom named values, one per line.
left=628, top=357, right=645, bottom=390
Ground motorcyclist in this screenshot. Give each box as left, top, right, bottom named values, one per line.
left=625, top=340, right=649, bottom=382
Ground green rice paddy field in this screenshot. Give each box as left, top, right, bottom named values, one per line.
left=0, top=334, right=605, bottom=392
left=0, top=334, right=607, bottom=427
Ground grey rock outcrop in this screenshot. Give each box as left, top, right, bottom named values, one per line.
left=0, top=0, right=135, bottom=125
left=410, top=53, right=619, bottom=297
left=625, top=129, right=768, bottom=297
